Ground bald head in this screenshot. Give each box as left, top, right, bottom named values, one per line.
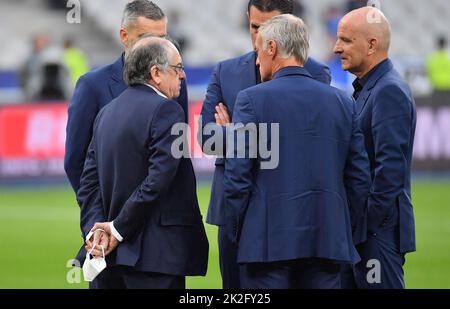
left=334, top=7, right=391, bottom=78
left=341, top=7, right=391, bottom=52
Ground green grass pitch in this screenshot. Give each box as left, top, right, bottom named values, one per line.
left=0, top=180, right=449, bottom=289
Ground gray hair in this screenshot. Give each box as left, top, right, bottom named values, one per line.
left=259, top=14, right=309, bottom=64
left=123, top=37, right=172, bottom=86
left=121, top=0, right=165, bottom=29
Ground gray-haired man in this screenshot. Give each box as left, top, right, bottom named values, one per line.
left=65, top=0, right=189, bottom=194
left=78, top=36, right=208, bottom=289
left=65, top=0, right=190, bottom=269
left=223, top=14, right=370, bottom=289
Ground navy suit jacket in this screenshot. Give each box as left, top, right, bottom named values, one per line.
left=355, top=59, right=416, bottom=253
left=200, top=51, right=331, bottom=225
left=223, top=67, right=371, bottom=264
left=77, top=85, right=208, bottom=275
left=65, top=55, right=188, bottom=194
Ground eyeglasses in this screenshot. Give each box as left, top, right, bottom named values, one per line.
left=169, top=63, right=185, bottom=75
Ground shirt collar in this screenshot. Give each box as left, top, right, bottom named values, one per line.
left=145, top=83, right=168, bottom=99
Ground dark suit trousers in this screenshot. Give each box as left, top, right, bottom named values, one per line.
left=218, top=225, right=241, bottom=289
left=240, top=258, right=341, bottom=289
left=89, top=266, right=185, bottom=289
left=342, top=207, right=406, bottom=289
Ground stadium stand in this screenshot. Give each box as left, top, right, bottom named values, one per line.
left=81, top=0, right=450, bottom=64
left=0, top=0, right=449, bottom=102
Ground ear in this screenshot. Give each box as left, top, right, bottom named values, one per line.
left=267, top=40, right=277, bottom=60
left=367, top=38, right=378, bottom=56
left=150, top=65, right=162, bottom=85
left=120, top=28, right=129, bottom=49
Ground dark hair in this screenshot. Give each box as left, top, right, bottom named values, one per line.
left=247, top=0, right=293, bottom=15
left=122, top=0, right=165, bottom=28
left=438, top=36, right=447, bottom=50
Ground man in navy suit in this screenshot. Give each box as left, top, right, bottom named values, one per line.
left=79, top=36, right=208, bottom=289
left=199, top=0, right=331, bottom=289
left=334, top=7, right=416, bottom=289
left=65, top=0, right=188, bottom=195
left=223, top=14, right=370, bottom=289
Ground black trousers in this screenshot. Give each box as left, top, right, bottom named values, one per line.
left=89, top=265, right=185, bottom=289
left=218, top=224, right=241, bottom=289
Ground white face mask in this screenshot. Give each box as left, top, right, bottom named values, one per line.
left=82, top=245, right=107, bottom=282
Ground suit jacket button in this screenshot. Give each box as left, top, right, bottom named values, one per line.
left=372, top=232, right=377, bottom=237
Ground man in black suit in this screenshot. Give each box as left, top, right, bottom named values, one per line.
left=78, top=36, right=208, bottom=289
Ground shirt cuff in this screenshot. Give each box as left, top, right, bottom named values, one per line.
left=110, top=221, right=123, bottom=242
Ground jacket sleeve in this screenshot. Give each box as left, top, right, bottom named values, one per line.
left=368, top=85, right=414, bottom=232
left=223, top=91, right=258, bottom=243
left=344, top=102, right=371, bottom=244
left=77, top=112, right=105, bottom=239
left=113, top=100, right=185, bottom=240
left=64, top=75, right=99, bottom=194
left=198, top=62, right=227, bottom=156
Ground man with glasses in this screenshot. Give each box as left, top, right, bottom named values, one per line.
left=65, top=0, right=188, bottom=195
left=78, top=36, right=208, bottom=289
left=65, top=0, right=189, bottom=269
left=169, top=63, right=185, bottom=75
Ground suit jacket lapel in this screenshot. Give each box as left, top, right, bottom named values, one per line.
left=356, top=59, right=394, bottom=115
left=239, top=51, right=257, bottom=89
left=356, top=88, right=372, bottom=114
left=109, top=54, right=127, bottom=99
left=225, top=52, right=257, bottom=112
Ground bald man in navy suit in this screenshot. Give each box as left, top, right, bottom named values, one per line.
left=334, top=7, right=416, bottom=289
